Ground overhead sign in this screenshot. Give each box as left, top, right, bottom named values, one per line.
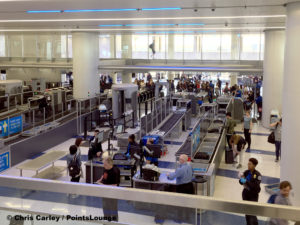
left=0, top=151, right=10, bottom=173
left=0, top=116, right=22, bottom=137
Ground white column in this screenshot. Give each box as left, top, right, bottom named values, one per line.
left=167, top=72, right=175, bottom=80
left=72, top=32, right=99, bottom=99
left=281, top=2, right=300, bottom=206
left=111, top=73, right=117, bottom=84
left=262, top=30, right=285, bottom=127
left=230, top=73, right=238, bottom=86
left=122, top=73, right=132, bottom=84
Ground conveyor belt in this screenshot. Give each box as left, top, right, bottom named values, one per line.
left=175, top=140, right=191, bottom=156
left=158, top=112, right=185, bottom=133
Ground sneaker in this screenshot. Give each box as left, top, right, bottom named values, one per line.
left=236, top=164, right=242, bottom=169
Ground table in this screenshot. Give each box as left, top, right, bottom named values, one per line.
left=85, top=158, right=136, bottom=187
left=16, top=150, right=67, bottom=177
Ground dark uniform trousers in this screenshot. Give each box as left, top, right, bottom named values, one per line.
left=242, top=189, right=259, bottom=225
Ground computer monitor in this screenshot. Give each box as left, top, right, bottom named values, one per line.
left=97, top=131, right=104, bottom=143
left=116, top=125, right=124, bottom=134
left=130, top=145, right=142, bottom=159
left=145, top=144, right=162, bottom=158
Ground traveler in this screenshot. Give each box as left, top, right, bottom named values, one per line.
left=239, top=158, right=261, bottom=225
left=67, top=145, right=81, bottom=183
left=167, top=154, right=194, bottom=194
left=269, top=181, right=292, bottom=225
left=167, top=154, right=194, bottom=223
left=235, top=86, right=242, bottom=98
left=96, top=157, right=120, bottom=221
left=256, top=94, right=263, bottom=120
left=225, top=112, right=237, bottom=150
left=270, top=118, right=282, bottom=162
left=125, top=134, right=138, bottom=158
left=243, top=110, right=253, bottom=150
left=217, top=78, right=222, bottom=95
left=75, top=137, right=83, bottom=156
left=223, top=82, right=230, bottom=94
left=230, top=134, right=246, bottom=169
left=88, top=129, right=103, bottom=160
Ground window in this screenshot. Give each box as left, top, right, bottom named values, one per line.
left=221, top=34, right=232, bottom=60
left=0, top=35, right=5, bottom=57
left=67, top=35, right=72, bottom=58
left=132, top=35, right=148, bottom=59
left=240, top=33, right=260, bottom=60
left=260, top=33, right=265, bottom=60
left=202, top=34, right=221, bottom=60
left=61, top=35, right=67, bottom=58
left=52, top=34, right=62, bottom=58
left=115, top=35, right=122, bottom=58
left=9, top=35, right=23, bottom=57
left=38, top=35, right=52, bottom=59
left=173, top=35, right=183, bottom=59
left=23, top=35, right=37, bottom=57
left=148, top=34, right=166, bottom=59
left=99, top=35, right=112, bottom=58
left=184, top=35, right=201, bottom=60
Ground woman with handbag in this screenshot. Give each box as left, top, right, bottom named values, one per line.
left=270, top=118, right=282, bottom=162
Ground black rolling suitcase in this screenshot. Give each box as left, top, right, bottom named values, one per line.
left=225, top=148, right=234, bottom=164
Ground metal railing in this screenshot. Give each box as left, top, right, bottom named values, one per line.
left=0, top=175, right=299, bottom=222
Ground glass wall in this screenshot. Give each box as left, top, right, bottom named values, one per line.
left=0, top=32, right=265, bottom=60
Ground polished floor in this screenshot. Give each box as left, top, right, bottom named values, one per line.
left=0, top=118, right=281, bottom=225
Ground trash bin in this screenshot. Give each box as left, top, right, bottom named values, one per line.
left=193, top=175, right=208, bottom=196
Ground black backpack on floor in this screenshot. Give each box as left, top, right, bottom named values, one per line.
left=68, top=155, right=80, bottom=177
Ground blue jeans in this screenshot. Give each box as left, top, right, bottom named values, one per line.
left=275, top=141, right=281, bottom=160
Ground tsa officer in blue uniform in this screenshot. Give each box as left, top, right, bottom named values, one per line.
left=239, top=158, right=262, bottom=225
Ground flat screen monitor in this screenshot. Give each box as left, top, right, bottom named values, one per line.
left=97, top=131, right=104, bottom=143
left=116, top=125, right=124, bottom=134
left=146, top=144, right=162, bottom=158
left=130, top=145, right=142, bottom=159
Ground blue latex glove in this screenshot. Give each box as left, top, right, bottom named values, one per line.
left=125, top=153, right=130, bottom=158
left=240, top=178, right=246, bottom=184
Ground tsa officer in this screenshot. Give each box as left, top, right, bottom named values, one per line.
left=239, top=158, right=262, bottom=225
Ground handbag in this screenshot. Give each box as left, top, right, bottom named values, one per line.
left=268, top=132, right=275, bottom=144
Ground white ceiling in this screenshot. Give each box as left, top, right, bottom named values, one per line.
left=0, top=0, right=298, bottom=32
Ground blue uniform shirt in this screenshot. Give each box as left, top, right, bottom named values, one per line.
left=168, top=163, right=193, bottom=185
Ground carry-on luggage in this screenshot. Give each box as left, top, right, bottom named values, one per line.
left=225, top=148, right=234, bottom=164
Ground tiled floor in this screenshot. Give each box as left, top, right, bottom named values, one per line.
left=0, top=118, right=281, bottom=225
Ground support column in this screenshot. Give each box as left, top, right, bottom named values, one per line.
left=167, top=72, right=175, bottom=80
left=111, top=72, right=118, bottom=84
left=72, top=32, right=99, bottom=99
left=122, top=73, right=132, bottom=84
left=230, top=73, right=238, bottom=86
left=262, top=30, right=285, bottom=127
left=282, top=2, right=300, bottom=206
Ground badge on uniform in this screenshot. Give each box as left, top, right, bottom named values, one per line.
left=254, top=174, right=256, bottom=179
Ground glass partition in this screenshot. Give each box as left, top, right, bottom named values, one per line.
left=0, top=176, right=299, bottom=225
left=99, top=35, right=114, bottom=58
left=173, top=34, right=184, bottom=60
left=38, top=35, right=52, bottom=60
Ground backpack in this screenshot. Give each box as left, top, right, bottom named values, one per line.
left=68, top=155, right=80, bottom=177
left=267, top=194, right=277, bottom=204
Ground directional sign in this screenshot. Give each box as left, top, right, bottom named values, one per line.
left=0, top=116, right=22, bottom=137
left=0, top=151, right=10, bottom=173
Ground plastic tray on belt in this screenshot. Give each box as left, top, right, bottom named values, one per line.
left=265, top=183, right=280, bottom=195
